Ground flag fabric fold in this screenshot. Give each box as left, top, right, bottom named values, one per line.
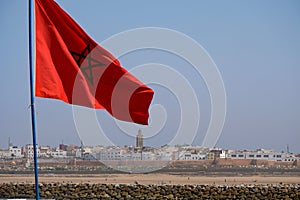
left=35, top=0, right=154, bottom=125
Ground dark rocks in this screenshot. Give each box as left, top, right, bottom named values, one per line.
left=0, top=183, right=299, bottom=199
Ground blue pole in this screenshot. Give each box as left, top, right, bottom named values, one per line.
left=28, top=0, right=40, bottom=199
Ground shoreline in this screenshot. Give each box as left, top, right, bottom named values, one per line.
left=1, top=173, right=299, bottom=185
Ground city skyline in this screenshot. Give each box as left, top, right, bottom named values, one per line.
left=2, top=140, right=299, bottom=176
left=2, top=136, right=299, bottom=155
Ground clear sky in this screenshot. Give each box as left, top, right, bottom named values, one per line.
left=0, top=0, right=299, bottom=153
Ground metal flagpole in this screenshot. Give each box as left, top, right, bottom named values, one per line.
left=28, top=0, right=40, bottom=199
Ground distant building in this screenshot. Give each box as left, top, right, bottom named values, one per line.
left=59, top=144, right=68, bottom=151
left=207, top=149, right=225, bottom=160
left=96, top=146, right=157, bottom=161
left=177, top=146, right=208, bottom=160
left=179, top=151, right=205, bottom=160
left=66, top=144, right=80, bottom=157
left=50, top=148, right=67, bottom=158
left=25, top=144, right=40, bottom=158
left=206, top=151, right=215, bottom=160
left=97, top=147, right=122, bottom=160
left=136, top=129, right=143, bottom=149
left=39, top=146, right=51, bottom=158
left=9, top=146, right=23, bottom=158
left=226, top=149, right=298, bottom=162
left=0, top=149, right=9, bottom=159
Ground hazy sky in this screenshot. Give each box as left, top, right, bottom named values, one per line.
left=0, top=0, right=299, bottom=153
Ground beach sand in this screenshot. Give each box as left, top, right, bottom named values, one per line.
left=1, top=174, right=299, bottom=185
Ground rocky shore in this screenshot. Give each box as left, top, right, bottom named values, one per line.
left=0, top=183, right=299, bottom=199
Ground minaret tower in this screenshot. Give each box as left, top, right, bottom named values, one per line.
left=136, top=129, right=143, bottom=149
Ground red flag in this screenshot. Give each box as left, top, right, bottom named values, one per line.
left=35, top=0, right=154, bottom=125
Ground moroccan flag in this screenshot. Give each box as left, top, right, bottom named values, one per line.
left=35, top=0, right=154, bottom=125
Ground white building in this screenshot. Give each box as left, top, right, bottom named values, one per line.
left=25, top=144, right=40, bottom=158
left=141, top=151, right=155, bottom=160
left=74, top=149, right=83, bottom=158
left=219, top=150, right=226, bottom=158
left=160, top=146, right=180, bottom=160
left=9, top=146, right=23, bottom=158
left=178, top=151, right=206, bottom=160
left=50, top=148, right=67, bottom=158
left=177, top=146, right=208, bottom=160
left=97, top=147, right=122, bottom=160
left=97, top=147, right=156, bottom=161
left=0, top=149, right=10, bottom=158
left=122, top=151, right=156, bottom=161
left=226, top=149, right=298, bottom=162
left=155, top=149, right=175, bottom=160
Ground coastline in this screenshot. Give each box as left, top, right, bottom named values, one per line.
left=1, top=173, right=299, bottom=185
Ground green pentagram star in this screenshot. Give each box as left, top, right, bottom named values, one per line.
left=70, top=44, right=105, bottom=85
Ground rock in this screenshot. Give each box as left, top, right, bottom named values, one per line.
left=165, top=194, right=174, bottom=199
left=0, top=183, right=300, bottom=199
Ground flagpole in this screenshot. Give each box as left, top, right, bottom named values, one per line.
left=28, top=0, right=40, bottom=199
